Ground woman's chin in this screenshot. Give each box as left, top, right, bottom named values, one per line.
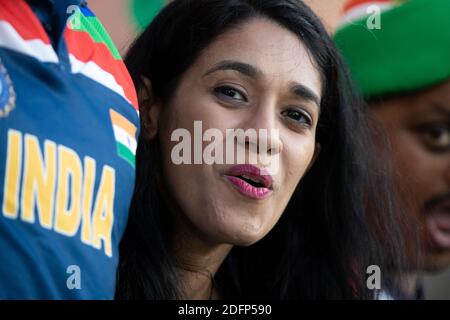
left=210, top=222, right=270, bottom=247
left=423, top=251, right=450, bottom=273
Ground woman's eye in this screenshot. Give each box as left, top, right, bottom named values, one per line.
left=214, top=86, right=247, bottom=102
left=419, top=124, right=450, bottom=152
left=281, top=109, right=312, bottom=126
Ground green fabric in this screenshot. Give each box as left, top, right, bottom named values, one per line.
left=117, top=142, right=136, bottom=168
left=69, top=10, right=122, bottom=60
left=130, top=0, right=166, bottom=30
left=334, top=0, right=450, bottom=98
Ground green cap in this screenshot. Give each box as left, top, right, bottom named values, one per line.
left=334, top=0, right=450, bottom=98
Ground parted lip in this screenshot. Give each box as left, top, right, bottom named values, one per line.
left=224, top=164, right=273, bottom=189
left=424, top=197, right=450, bottom=249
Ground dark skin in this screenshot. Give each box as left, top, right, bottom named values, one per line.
left=371, top=80, right=450, bottom=281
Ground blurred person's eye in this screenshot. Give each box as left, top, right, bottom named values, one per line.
left=416, top=123, right=450, bottom=152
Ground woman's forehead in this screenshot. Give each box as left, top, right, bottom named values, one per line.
left=189, top=18, right=322, bottom=96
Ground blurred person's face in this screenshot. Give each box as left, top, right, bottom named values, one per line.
left=146, top=18, right=321, bottom=247
left=371, top=80, right=450, bottom=272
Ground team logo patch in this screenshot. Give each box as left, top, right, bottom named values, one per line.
left=0, top=57, right=16, bottom=118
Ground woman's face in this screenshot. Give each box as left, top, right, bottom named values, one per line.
left=371, top=80, right=450, bottom=272
left=154, top=18, right=321, bottom=246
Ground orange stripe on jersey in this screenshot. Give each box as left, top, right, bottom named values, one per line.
left=109, top=109, right=137, bottom=137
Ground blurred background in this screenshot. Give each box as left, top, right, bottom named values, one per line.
left=87, top=0, right=450, bottom=299
left=88, top=0, right=347, bottom=54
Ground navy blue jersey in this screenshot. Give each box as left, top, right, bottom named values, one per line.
left=0, top=0, right=139, bottom=299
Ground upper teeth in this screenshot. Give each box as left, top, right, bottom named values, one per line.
left=241, top=175, right=261, bottom=184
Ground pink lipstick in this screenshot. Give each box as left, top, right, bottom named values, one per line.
left=224, top=164, right=273, bottom=200
left=426, top=203, right=450, bottom=250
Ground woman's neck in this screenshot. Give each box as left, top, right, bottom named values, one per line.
left=161, top=182, right=232, bottom=299
left=176, top=243, right=232, bottom=299
left=172, top=216, right=232, bottom=300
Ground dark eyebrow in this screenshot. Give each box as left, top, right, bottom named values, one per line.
left=430, top=103, right=450, bottom=119
left=204, top=60, right=321, bottom=108
left=290, top=82, right=321, bottom=109
left=203, top=60, right=263, bottom=79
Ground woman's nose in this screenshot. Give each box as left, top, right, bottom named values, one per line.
left=240, top=103, right=282, bottom=156
left=445, top=156, right=450, bottom=187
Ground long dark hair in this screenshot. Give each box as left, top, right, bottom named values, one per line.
left=116, top=0, right=411, bottom=299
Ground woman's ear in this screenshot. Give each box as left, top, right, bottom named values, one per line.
left=139, top=76, right=161, bottom=140
left=307, top=143, right=321, bottom=172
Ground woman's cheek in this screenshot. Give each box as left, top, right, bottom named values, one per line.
left=286, top=139, right=316, bottom=180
